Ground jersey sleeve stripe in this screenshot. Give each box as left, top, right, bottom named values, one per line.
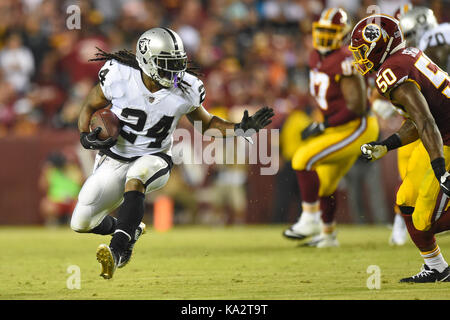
left=406, top=78, right=422, bottom=91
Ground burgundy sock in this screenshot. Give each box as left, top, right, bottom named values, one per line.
left=434, top=208, right=450, bottom=234
left=296, top=170, right=320, bottom=203
left=320, top=194, right=337, bottom=224
left=402, top=212, right=436, bottom=251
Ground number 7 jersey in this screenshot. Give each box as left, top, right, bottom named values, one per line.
left=375, top=47, right=450, bottom=145
left=98, top=59, right=205, bottom=159
left=309, top=46, right=360, bottom=127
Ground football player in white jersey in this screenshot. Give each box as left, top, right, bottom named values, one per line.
left=71, top=27, right=274, bottom=279
left=399, top=6, right=450, bottom=71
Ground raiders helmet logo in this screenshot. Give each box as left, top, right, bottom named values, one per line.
left=362, top=24, right=381, bottom=43
left=138, top=38, right=150, bottom=55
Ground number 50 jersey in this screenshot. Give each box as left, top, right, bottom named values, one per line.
left=375, top=47, right=450, bottom=145
left=98, top=59, right=205, bottom=160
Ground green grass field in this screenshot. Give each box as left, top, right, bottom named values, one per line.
left=1, top=224, right=450, bottom=300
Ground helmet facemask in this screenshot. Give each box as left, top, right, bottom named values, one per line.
left=151, top=52, right=187, bottom=88
left=312, top=8, right=351, bottom=54
left=312, top=22, right=350, bottom=53
left=349, top=44, right=374, bottom=75
left=136, top=28, right=188, bottom=88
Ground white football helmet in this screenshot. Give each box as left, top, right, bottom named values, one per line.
left=135, top=27, right=187, bottom=88
left=399, top=7, right=438, bottom=47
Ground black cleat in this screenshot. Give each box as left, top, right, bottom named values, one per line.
left=399, top=264, right=450, bottom=283
left=117, top=222, right=146, bottom=268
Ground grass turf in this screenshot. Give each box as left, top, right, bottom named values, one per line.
left=1, top=224, right=450, bottom=300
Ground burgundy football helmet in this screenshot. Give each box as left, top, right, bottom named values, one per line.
left=312, top=8, right=352, bottom=54
left=349, top=14, right=405, bottom=75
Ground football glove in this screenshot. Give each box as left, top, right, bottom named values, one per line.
left=440, top=172, right=450, bottom=197
left=234, top=106, right=274, bottom=138
left=360, top=142, right=388, bottom=162
left=80, top=127, right=117, bottom=150
left=301, top=122, right=326, bottom=140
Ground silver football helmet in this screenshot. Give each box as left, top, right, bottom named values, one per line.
left=135, top=27, right=187, bottom=88
left=399, top=7, right=438, bottom=47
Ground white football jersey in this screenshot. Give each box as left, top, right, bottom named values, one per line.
left=419, top=23, right=450, bottom=51
left=98, top=59, right=205, bottom=159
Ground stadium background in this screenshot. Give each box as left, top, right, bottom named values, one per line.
left=0, top=0, right=448, bottom=227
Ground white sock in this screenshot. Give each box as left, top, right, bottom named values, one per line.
left=302, top=201, right=321, bottom=222
left=302, top=211, right=321, bottom=222
left=421, top=246, right=449, bottom=273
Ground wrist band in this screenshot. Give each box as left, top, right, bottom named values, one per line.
left=381, top=133, right=402, bottom=151
left=431, top=157, right=446, bottom=180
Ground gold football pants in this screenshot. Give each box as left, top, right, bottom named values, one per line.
left=396, top=142, right=450, bottom=231
left=292, top=116, right=379, bottom=197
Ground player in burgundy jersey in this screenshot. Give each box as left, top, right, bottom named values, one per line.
left=283, top=8, right=379, bottom=247
left=350, top=14, right=450, bottom=282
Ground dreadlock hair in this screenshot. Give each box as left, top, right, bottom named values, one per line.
left=89, top=47, right=202, bottom=93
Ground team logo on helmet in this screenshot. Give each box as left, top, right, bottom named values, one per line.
left=138, top=38, right=150, bottom=55
left=362, top=24, right=381, bottom=43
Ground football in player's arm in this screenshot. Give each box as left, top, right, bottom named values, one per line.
left=79, top=83, right=273, bottom=149
left=350, top=14, right=450, bottom=282
left=73, top=27, right=274, bottom=280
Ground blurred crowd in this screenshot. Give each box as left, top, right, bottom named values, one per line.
left=1, top=0, right=448, bottom=225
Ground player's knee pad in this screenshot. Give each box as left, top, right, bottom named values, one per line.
left=71, top=171, right=125, bottom=232
left=126, top=155, right=171, bottom=193
left=412, top=209, right=432, bottom=231
left=291, top=150, right=308, bottom=171
left=396, top=179, right=419, bottom=209
left=70, top=204, right=96, bottom=233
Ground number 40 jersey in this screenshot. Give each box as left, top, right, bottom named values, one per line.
left=98, top=59, right=205, bottom=160
left=375, top=47, right=450, bottom=144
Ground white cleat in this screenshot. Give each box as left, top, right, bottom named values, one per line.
left=303, top=232, right=339, bottom=248
left=389, top=232, right=407, bottom=246
left=283, top=214, right=321, bottom=240
left=316, top=232, right=339, bottom=248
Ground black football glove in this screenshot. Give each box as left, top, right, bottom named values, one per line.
left=439, top=172, right=450, bottom=197
left=234, top=106, right=274, bottom=137
left=301, top=122, right=326, bottom=140
left=80, top=127, right=117, bottom=150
